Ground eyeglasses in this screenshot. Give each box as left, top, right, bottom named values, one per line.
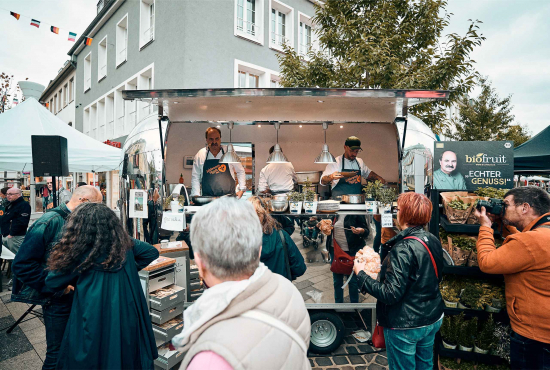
left=47, top=182, right=52, bottom=185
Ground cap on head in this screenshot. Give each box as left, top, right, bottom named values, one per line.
left=345, top=136, right=362, bottom=150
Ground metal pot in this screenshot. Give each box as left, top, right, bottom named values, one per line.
left=341, top=194, right=365, bottom=204
left=270, top=200, right=288, bottom=213
left=272, top=194, right=289, bottom=202
left=192, top=196, right=218, bottom=205
left=296, top=171, right=321, bottom=184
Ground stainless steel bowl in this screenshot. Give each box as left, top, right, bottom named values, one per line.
left=270, top=200, right=288, bottom=213
left=272, top=194, right=289, bottom=202
left=342, top=194, right=365, bottom=204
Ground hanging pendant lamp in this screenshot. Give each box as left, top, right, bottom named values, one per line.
left=266, top=122, right=289, bottom=163
left=314, top=122, right=336, bottom=164
left=219, top=122, right=241, bottom=163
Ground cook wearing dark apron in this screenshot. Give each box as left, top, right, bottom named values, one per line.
left=331, top=156, right=362, bottom=198
left=201, top=148, right=236, bottom=197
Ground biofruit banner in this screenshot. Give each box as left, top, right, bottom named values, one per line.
left=433, top=141, right=514, bottom=191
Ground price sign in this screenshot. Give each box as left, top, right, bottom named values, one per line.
left=161, top=212, right=185, bottom=231
left=381, top=213, right=393, bottom=228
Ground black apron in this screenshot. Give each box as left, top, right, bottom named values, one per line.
left=331, top=156, right=362, bottom=198
left=201, top=148, right=236, bottom=197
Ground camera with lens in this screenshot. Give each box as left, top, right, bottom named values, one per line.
left=476, top=198, right=505, bottom=215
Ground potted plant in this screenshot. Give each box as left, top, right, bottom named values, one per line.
left=303, top=187, right=317, bottom=214
left=376, top=187, right=397, bottom=213
left=458, top=317, right=476, bottom=352
left=441, top=286, right=460, bottom=308
left=486, top=286, right=504, bottom=312
left=363, top=181, right=383, bottom=213
left=475, top=315, right=495, bottom=354
left=288, top=191, right=303, bottom=214
left=440, top=316, right=458, bottom=349
left=459, top=284, right=484, bottom=310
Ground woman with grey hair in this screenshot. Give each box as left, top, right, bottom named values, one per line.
left=172, top=197, right=311, bottom=370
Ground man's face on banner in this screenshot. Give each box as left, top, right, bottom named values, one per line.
left=439, top=151, right=458, bottom=175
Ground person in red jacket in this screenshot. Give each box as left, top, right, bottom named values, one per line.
left=474, top=186, right=550, bottom=370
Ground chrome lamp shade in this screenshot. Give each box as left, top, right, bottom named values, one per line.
left=219, top=143, right=242, bottom=163
left=314, top=144, right=336, bottom=164
left=266, top=144, right=289, bottom=163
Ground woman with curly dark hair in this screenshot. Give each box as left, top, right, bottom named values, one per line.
left=45, top=202, right=159, bottom=370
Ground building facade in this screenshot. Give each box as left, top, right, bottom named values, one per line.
left=39, top=61, right=77, bottom=128
left=69, top=0, right=320, bottom=144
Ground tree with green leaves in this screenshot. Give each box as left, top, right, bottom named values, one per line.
left=277, top=0, right=485, bottom=133
left=446, top=77, right=530, bottom=147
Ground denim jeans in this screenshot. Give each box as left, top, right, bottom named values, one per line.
left=333, top=272, right=359, bottom=303
left=384, top=317, right=443, bottom=370
left=510, top=330, right=550, bottom=370
left=42, top=303, right=72, bottom=370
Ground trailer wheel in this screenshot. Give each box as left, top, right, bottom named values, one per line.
left=309, top=311, right=345, bottom=354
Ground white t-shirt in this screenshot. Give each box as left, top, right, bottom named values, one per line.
left=320, top=155, right=371, bottom=189
left=191, top=146, right=247, bottom=196
left=258, top=163, right=297, bottom=193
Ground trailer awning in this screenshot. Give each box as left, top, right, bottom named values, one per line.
left=122, top=88, right=450, bottom=123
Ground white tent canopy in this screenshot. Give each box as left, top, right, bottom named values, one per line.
left=0, top=98, right=121, bottom=172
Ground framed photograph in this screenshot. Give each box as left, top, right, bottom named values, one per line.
left=129, top=189, right=148, bottom=218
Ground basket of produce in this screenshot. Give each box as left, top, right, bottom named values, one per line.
left=447, top=235, right=476, bottom=266
left=441, top=193, right=476, bottom=224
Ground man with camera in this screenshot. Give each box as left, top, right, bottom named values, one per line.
left=474, top=187, right=550, bottom=370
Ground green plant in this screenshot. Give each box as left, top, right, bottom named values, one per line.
left=363, top=180, right=383, bottom=199
left=458, top=318, right=477, bottom=348
left=441, top=316, right=459, bottom=345
left=474, top=187, right=509, bottom=199
left=441, top=286, right=460, bottom=303
left=476, top=315, right=496, bottom=350
left=288, top=191, right=303, bottom=203
left=448, top=197, right=471, bottom=210
left=460, top=285, right=484, bottom=309
left=376, top=187, right=397, bottom=205
left=439, top=357, right=459, bottom=370
left=451, top=235, right=477, bottom=252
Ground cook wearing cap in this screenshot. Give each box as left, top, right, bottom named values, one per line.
left=320, top=136, right=386, bottom=198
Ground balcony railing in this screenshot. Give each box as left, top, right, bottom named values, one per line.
left=143, top=27, right=154, bottom=43
left=237, top=18, right=257, bottom=36
left=270, top=32, right=289, bottom=47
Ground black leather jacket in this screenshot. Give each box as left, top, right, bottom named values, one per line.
left=357, top=226, right=444, bottom=329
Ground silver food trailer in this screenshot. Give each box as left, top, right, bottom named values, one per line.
left=119, top=88, right=449, bottom=356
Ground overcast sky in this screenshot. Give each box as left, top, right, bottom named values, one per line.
left=1, top=0, right=548, bottom=135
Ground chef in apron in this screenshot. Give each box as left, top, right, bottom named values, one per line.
left=191, top=127, right=247, bottom=198
left=258, top=146, right=297, bottom=195
left=320, top=136, right=386, bottom=198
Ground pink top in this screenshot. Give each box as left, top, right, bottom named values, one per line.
left=187, top=351, right=233, bottom=370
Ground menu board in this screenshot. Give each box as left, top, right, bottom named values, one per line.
left=433, top=141, right=514, bottom=191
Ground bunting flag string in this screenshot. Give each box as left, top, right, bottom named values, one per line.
left=2, top=8, right=92, bottom=44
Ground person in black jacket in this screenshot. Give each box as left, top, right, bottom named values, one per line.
left=248, top=197, right=306, bottom=280
left=326, top=214, right=369, bottom=303
left=353, top=192, right=444, bottom=370
left=1, top=188, right=31, bottom=254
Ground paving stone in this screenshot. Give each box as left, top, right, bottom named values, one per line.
left=1, top=294, right=12, bottom=304
left=333, top=356, right=349, bottom=365
left=314, top=357, right=333, bottom=366
left=368, top=363, right=386, bottom=370
left=24, top=326, right=46, bottom=345
left=332, top=346, right=347, bottom=355
left=345, top=346, right=359, bottom=354
left=326, top=368, right=339, bottom=370
left=363, top=353, right=377, bottom=362
left=0, top=350, right=42, bottom=370
left=356, top=367, right=368, bottom=370
left=344, top=336, right=357, bottom=344
left=0, top=316, right=34, bottom=362
left=18, top=318, right=44, bottom=333
left=5, top=301, right=30, bottom=319
left=33, top=340, right=47, bottom=362
left=0, top=301, right=10, bottom=318
left=349, top=355, right=366, bottom=365
left=294, top=279, right=314, bottom=290
left=358, top=344, right=375, bottom=353
left=374, top=355, right=388, bottom=366
left=340, top=366, right=354, bottom=370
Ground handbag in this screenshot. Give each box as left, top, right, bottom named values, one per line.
left=278, top=230, right=293, bottom=280
left=330, top=237, right=354, bottom=275
left=371, top=235, right=439, bottom=349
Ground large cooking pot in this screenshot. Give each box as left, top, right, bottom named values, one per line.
left=296, top=171, right=321, bottom=184
left=341, top=194, right=365, bottom=204
left=270, top=200, right=288, bottom=213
